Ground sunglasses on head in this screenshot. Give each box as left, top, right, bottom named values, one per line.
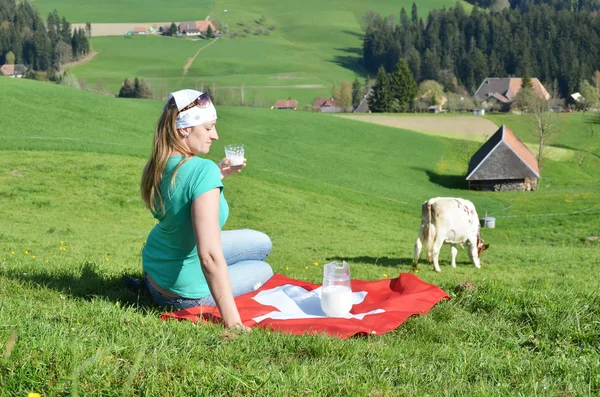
left=178, top=92, right=212, bottom=113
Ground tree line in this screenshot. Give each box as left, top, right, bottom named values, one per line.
left=466, top=0, right=600, bottom=13
left=362, top=2, right=600, bottom=98
left=0, top=0, right=90, bottom=76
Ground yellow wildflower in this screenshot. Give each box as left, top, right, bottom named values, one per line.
left=11, top=251, right=15, bottom=255
left=415, top=269, right=419, bottom=273
left=28, top=393, right=41, bottom=397
left=32, top=256, right=36, bottom=259
left=314, top=262, right=319, bottom=266
left=25, top=250, right=29, bottom=254
left=383, top=274, right=388, bottom=278
left=285, top=267, right=289, bottom=270
left=105, top=257, right=110, bottom=262
left=60, top=241, right=64, bottom=245
left=305, top=266, right=308, bottom=270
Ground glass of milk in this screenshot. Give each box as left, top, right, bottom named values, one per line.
left=224, top=144, right=245, bottom=166
left=320, top=261, right=353, bottom=317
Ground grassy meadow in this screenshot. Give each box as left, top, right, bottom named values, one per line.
left=64, top=0, right=472, bottom=106
left=1, top=77, right=600, bottom=395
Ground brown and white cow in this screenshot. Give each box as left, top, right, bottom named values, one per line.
left=414, top=197, right=489, bottom=272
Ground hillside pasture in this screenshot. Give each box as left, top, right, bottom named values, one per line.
left=1, top=78, right=599, bottom=395
left=65, top=0, right=472, bottom=106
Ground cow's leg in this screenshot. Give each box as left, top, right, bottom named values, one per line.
left=432, top=235, right=445, bottom=273
left=450, top=244, right=458, bottom=268
left=414, top=226, right=425, bottom=265
left=467, top=236, right=481, bottom=268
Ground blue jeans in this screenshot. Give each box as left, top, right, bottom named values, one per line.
left=145, top=229, right=274, bottom=310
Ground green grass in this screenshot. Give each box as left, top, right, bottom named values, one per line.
left=487, top=112, right=600, bottom=157
left=1, top=78, right=599, bottom=395
left=30, top=0, right=215, bottom=23
left=65, top=0, right=473, bottom=106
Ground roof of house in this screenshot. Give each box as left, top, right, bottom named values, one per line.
left=475, top=77, right=551, bottom=102
left=571, top=92, right=583, bottom=102
left=273, top=99, right=298, bottom=108
left=0, top=64, right=14, bottom=76
left=0, top=64, right=26, bottom=76
left=195, top=20, right=217, bottom=32
left=313, top=97, right=342, bottom=108
left=179, top=22, right=197, bottom=31
left=466, top=124, right=540, bottom=181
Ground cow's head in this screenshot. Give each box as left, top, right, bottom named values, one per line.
left=477, top=235, right=490, bottom=257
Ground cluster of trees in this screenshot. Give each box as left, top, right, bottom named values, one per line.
left=118, top=77, right=153, bottom=99
left=368, top=60, right=417, bottom=112
left=362, top=2, right=600, bottom=98
left=466, top=0, right=600, bottom=12
left=0, top=0, right=90, bottom=74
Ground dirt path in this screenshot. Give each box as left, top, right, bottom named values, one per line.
left=61, top=51, right=97, bottom=71
left=183, top=39, right=218, bottom=76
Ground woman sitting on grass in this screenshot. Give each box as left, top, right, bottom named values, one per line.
left=140, top=89, right=274, bottom=330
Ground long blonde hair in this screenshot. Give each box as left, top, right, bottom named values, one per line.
left=141, top=98, right=192, bottom=215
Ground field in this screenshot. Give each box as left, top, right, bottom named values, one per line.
left=339, top=113, right=594, bottom=161
left=1, top=77, right=600, bottom=395
left=63, top=0, right=473, bottom=106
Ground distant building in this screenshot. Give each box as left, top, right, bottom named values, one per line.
left=272, top=99, right=298, bottom=110
left=132, top=26, right=147, bottom=35
left=179, top=21, right=218, bottom=36
left=313, top=97, right=344, bottom=113
left=475, top=77, right=550, bottom=111
left=466, top=124, right=539, bottom=191
left=0, top=64, right=27, bottom=78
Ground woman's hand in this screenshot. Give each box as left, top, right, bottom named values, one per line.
left=218, top=158, right=246, bottom=179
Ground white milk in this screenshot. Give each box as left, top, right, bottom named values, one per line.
left=320, top=285, right=353, bottom=317
left=228, top=153, right=244, bottom=166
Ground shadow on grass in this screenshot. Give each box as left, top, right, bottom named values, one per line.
left=330, top=46, right=365, bottom=76
left=326, top=256, right=415, bottom=268
left=411, top=167, right=468, bottom=190
left=341, top=29, right=364, bottom=39
left=2, top=261, right=157, bottom=310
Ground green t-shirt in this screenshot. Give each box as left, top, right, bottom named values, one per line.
left=142, top=156, right=229, bottom=298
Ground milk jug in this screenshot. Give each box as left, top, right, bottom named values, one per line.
left=321, top=261, right=353, bottom=317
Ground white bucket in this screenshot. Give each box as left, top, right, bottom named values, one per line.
left=480, top=217, right=496, bottom=228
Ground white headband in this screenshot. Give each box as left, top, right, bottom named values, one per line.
left=165, top=89, right=217, bottom=129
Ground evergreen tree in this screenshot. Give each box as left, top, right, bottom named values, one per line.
left=389, top=58, right=417, bottom=112
left=411, top=3, right=418, bottom=24
left=352, top=77, right=362, bottom=107
left=118, top=78, right=135, bottom=98
left=60, top=16, right=71, bottom=44
left=169, top=22, right=177, bottom=36
left=521, top=72, right=533, bottom=89
left=206, top=25, right=214, bottom=38
left=368, top=66, right=393, bottom=112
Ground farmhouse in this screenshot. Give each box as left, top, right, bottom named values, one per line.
left=132, top=26, right=147, bottom=35
left=313, top=97, right=344, bottom=113
left=466, top=124, right=540, bottom=191
left=272, top=99, right=298, bottom=110
left=178, top=21, right=218, bottom=36
left=0, top=64, right=27, bottom=78
left=474, top=77, right=550, bottom=110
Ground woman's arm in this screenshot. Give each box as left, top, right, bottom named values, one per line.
left=191, top=188, right=245, bottom=329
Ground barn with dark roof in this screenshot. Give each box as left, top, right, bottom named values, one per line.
left=466, top=125, right=540, bottom=191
